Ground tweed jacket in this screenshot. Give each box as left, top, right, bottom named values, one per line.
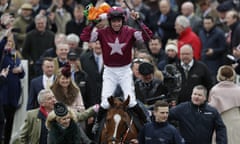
left=13, top=106, right=95, bottom=144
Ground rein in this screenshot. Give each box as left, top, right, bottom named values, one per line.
left=120, top=117, right=133, bottom=143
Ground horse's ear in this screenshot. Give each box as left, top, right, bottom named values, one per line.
left=123, top=95, right=130, bottom=107
left=108, top=96, right=114, bottom=106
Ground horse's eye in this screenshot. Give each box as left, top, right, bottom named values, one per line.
left=106, top=119, right=111, bottom=123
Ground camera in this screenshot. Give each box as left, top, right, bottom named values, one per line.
left=226, top=54, right=240, bottom=75
left=162, top=64, right=182, bottom=101
left=226, top=54, right=240, bottom=64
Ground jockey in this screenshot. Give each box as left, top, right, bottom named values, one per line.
left=80, top=6, right=153, bottom=135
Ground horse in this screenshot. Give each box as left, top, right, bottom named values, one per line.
left=100, top=96, right=138, bottom=144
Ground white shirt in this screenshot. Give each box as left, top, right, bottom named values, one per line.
left=43, top=74, right=54, bottom=89
left=181, top=60, right=194, bottom=71
left=94, top=53, right=103, bottom=72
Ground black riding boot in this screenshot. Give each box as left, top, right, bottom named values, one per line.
left=129, top=104, right=147, bottom=130
left=92, top=107, right=107, bottom=134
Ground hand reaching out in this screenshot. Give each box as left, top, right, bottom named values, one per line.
left=130, top=10, right=140, bottom=20
left=0, top=67, right=9, bottom=77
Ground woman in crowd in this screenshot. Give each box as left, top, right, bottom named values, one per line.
left=46, top=102, right=95, bottom=144
left=0, top=30, right=25, bottom=144
left=209, top=65, right=240, bottom=144
left=51, top=63, right=85, bottom=112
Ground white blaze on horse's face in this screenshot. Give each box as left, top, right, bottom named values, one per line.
left=112, top=114, right=121, bottom=144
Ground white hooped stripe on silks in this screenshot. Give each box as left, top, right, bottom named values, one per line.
left=113, top=114, right=121, bottom=142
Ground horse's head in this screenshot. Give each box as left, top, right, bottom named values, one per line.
left=100, top=96, right=138, bottom=144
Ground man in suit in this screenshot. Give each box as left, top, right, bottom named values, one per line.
left=80, top=40, right=103, bottom=109
left=52, top=43, right=70, bottom=75
left=18, top=89, right=56, bottom=144
left=149, top=0, right=178, bottom=48
left=80, top=40, right=103, bottom=138
left=176, top=44, right=213, bottom=104
left=27, top=57, right=55, bottom=110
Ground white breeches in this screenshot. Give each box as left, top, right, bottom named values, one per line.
left=100, top=64, right=137, bottom=109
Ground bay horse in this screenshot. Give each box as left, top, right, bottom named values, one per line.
left=100, top=96, right=138, bottom=144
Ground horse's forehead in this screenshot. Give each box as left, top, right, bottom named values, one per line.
left=108, top=109, right=123, bottom=117
left=114, top=100, right=122, bottom=106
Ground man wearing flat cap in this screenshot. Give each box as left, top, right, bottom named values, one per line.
left=13, top=3, right=33, bottom=48
left=67, top=49, right=92, bottom=109
left=67, top=49, right=78, bottom=61
left=215, top=2, right=231, bottom=33
left=135, top=62, right=168, bottom=106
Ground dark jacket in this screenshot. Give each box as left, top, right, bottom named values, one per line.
left=80, top=50, right=103, bottom=108
left=169, top=102, right=227, bottom=144
left=27, top=76, right=44, bottom=110
left=22, top=29, right=55, bottom=63
left=0, top=76, right=6, bottom=87
left=66, top=18, right=87, bottom=47
left=138, top=121, right=184, bottom=144
left=199, top=26, right=227, bottom=76
left=229, top=21, right=240, bottom=50
left=176, top=60, right=213, bottom=103
left=135, top=78, right=168, bottom=106
left=158, top=56, right=180, bottom=71
left=150, top=49, right=166, bottom=66
left=48, top=119, right=93, bottom=144
left=73, top=70, right=92, bottom=107
left=0, top=75, right=6, bottom=122
left=149, top=10, right=178, bottom=47
left=0, top=37, right=25, bottom=107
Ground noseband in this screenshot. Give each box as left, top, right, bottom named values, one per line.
left=104, top=116, right=134, bottom=144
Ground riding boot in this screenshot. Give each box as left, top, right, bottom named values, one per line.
left=129, top=104, right=147, bottom=125
left=92, top=107, right=107, bottom=134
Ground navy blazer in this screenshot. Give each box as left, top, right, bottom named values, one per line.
left=27, top=76, right=44, bottom=110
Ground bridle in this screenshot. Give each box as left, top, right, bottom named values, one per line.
left=102, top=116, right=134, bottom=144
left=120, top=117, right=133, bottom=143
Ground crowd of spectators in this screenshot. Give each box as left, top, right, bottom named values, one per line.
left=0, top=0, right=240, bottom=143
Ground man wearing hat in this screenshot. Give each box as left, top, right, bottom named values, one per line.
left=67, top=49, right=91, bottom=107
left=215, top=1, right=232, bottom=33
left=135, top=62, right=168, bottom=106
left=68, top=49, right=78, bottom=61
left=13, top=3, right=33, bottom=48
